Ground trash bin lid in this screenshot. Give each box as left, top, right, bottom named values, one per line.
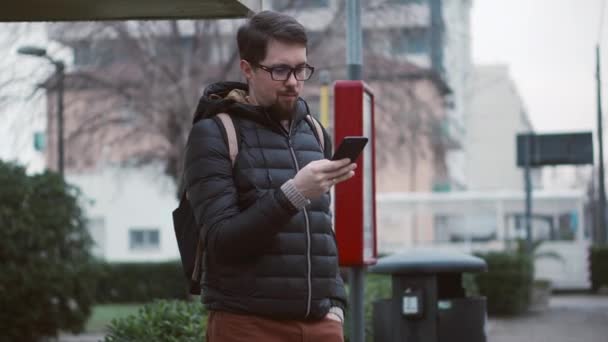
left=369, top=249, right=487, bottom=275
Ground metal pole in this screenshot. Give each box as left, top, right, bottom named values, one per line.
left=56, top=61, right=65, bottom=177
left=596, top=45, right=607, bottom=245
left=349, top=267, right=365, bottom=342
left=524, top=133, right=533, bottom=253
left=346, top=1, right=365, bottom=342
left=346, top=0, right=362, bottom=81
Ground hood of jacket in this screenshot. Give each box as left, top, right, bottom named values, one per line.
left=192, top=81, right=311, bottom=130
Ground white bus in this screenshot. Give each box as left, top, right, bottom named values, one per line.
left=376, top=190, right=591, bottom=290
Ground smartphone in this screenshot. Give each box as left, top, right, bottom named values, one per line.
left=331, top=136, right=368, bottom=161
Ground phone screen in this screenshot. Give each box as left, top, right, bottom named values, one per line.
left=331, top=136, right=368, bottom=161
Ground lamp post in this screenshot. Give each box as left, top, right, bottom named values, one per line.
left=17, top=45, right=65, bottom=177
left=596, top=45, right=607, bottom=245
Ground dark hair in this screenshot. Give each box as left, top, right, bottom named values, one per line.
left=237, top=11, right=308, bottom=65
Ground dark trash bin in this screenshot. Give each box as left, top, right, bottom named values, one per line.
left=369, top=249, right=487, bottom=342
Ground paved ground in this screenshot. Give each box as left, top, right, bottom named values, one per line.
left=55, top=294, right=608, bottom=341
left=487, top=294, right=608, bottom=342
left=56, top=334, right=104, bottom=342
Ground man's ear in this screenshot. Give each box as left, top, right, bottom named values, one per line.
left=240, top=60, right=254, bottom=81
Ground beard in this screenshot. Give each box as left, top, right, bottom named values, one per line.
left=266, top=91, right=299, bottom=121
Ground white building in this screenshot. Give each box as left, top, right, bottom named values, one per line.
left=68, top=166, right=179, bottom=262
left=441, top=0, right=473, bottom=190
left=376, top=189, right=591, bottom=289
left=466, top=64, right=541, bottom=190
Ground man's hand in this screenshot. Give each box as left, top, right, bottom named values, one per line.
left=325, top=307, right=344, bottom=324
left=293, top=158, right=356, bottom=200
left=325, top=312, right=343, bottom=324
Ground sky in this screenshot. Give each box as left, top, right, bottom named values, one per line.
left=471, top=0, right=607, bottom=134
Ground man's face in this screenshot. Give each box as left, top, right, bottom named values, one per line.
left=242, top=39, right=307, bottom=120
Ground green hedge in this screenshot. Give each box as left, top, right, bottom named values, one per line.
left=474, top=251, right=533, bottom=316
left=96, top=261, right=188, bottom=303
left=0, top=161, right=98, bottom=341
left=105, top=300, right=206, bottom=342
left=106, top=266, right=523, bottom=340
left=342, top=274, right=391, bottom=342
left=104, top=275, right=391, bottom=342
left=590, top=246, right=608, bottom=292
left=96, top=252, right=534, bottom=324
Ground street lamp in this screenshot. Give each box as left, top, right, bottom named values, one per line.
left=17, top=45, right=65, bottom=177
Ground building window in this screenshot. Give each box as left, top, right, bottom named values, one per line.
left=73, top=41, right=115, bottom=67
left=393, top=28, right=431, bottom=55
left=273, top=0, right=329, bottom=9
left=556, top=212, right=577, bottom=241
left=73, top=42, right=94, bottom=66
left=387, top=0, right=427, bottom=5
left=129, top=228, right=160, bottom=250
left=512, top=214, right=554, bottom=241
left=434, top=214, right=497, bottom=243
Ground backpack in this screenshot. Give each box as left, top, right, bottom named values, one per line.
left=173, top=113, right=325, bottom=295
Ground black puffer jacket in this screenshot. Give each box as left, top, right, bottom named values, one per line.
left=184, top=82, right=347, bottom=320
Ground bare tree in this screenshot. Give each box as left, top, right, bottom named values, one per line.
left=42, top=2, right=346, bottom=190
left=3, top=0, right=450, bottom=196
left=41, top=19, right=245, bottom=186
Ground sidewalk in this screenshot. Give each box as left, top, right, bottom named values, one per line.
left=57, top=333, right=104, bottom=342
left=487, top=294, right=608, bottom=342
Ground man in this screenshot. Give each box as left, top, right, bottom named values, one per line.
left=184, top=10, right=355, bottom=341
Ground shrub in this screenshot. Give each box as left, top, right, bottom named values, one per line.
left=0, top=162, right=98, bottom=341
left=104, top=300, right=206, bottom=342
left=462, top=272, right=480, bottom=296
left=343, top=273, right=391, bottom=342
left=474, top=251, right=533, bottom=316
left=95, top=261, right=188, bottom=303
left=590, top=246, right=608, bottom=292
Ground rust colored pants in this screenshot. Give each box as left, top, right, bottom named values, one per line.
left=206, top=310, right=344, bottom=342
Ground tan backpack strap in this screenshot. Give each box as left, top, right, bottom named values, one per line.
left=216, top=113, right=238, bottom=166
left=306, top=115, right=325, bottom=151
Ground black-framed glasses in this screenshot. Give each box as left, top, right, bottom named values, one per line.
left=253, top=63, right=315, bottom=81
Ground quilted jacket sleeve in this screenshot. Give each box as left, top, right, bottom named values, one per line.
left=183, top=118, right=298, bottom=262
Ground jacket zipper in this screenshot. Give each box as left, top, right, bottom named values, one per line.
left=286, top=121, right=313, bottom=318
